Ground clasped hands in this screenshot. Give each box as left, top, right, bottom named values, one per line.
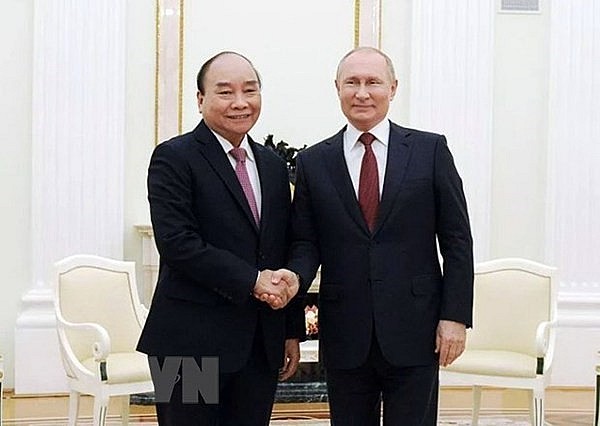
left=253, top=269, right=299, bottom=309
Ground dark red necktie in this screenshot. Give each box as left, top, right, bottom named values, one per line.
left=358, top=132, right=379, bottom=232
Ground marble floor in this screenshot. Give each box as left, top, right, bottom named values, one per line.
left=0, top=388, right=596, bottom=425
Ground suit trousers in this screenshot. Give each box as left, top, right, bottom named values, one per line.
left=326, top=333, right=439, bottom=426
left=152, top=326, right=279, bottom=426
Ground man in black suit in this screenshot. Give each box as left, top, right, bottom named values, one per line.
left=137, top=51, right=303, bottom=425
left=285, top=47, right=474, bottom=425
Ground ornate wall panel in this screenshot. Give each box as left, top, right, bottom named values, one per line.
left=407, top=0, right=494, bottom=261
left=16, top=0, right=126, bottom=394
left=547, top=0, right=600, bottom=295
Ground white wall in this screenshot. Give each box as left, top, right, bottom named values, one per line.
left=0, top=0, right=33, bottom=389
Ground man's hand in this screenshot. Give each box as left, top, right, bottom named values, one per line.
left=271, top=268, right=299, bottom=299
left=254, top=269, right=299, bottom=309
left=435, top=319, right=466, bottom=367
left=253, top=270, right=290, bottom=309
left=279, top=338, right=300, bottom=381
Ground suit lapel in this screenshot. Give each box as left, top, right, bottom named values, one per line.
left=372, top=124, right=412, bottom=235
left=324, top=129, right=370, bottom=234
left=193, top=121, right=259, bottom=233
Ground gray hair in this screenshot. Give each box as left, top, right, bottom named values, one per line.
left=336, top=47, right=396, bottom=81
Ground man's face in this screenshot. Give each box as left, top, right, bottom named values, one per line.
left=197, top=54, right=261, bottom=146
left=335, top=50, right=397, bottom=132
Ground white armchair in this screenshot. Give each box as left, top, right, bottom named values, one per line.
left=54, top=255, right=154, bottom=426
left=441, top=258, right=557, bottom=426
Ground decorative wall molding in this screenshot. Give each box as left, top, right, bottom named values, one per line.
left=557, top=291, right=600, bottom=321
left=409, top=0, right=494, bottom=261
left=30, top=0, right=126, bottom=289
left=135, top=224, right=159, bottom=305
left=16, top=0, right=127, bottom=394
left=154, top=0, right=184, bottom=145
left=546, top=0, right=600, bottom=295
left=355, top=0, right=381, bottom=48
left=553, top=290, right=600, bottom=386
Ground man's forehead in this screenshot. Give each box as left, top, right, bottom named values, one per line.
left=342, top=56, right=385, bottom=69
left=338, top=55, right=391, bottom=80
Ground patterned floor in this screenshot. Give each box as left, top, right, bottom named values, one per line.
left=1, top=414, right=593, bottom=426
left=1, top=390, right=594, bottom=426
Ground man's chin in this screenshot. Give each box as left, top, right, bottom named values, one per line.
left=348, top=117, right=376, bottom=131
left=228, top=120, right=256, bottom=133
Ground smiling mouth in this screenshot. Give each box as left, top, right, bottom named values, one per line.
left=227, top=114, right=251, bottom=120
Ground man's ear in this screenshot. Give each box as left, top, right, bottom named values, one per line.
left=197, top=91, right=203, bottom=114
left=390, top=79, right=398, bottom=101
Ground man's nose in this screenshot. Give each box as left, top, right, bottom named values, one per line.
left=355, top=83, right=370, bottom=99
left=231, top=92, right=249, bottom=108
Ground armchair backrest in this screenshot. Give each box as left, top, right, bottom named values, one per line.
left=467, top=258, right=557, bottom=359
left=56, top=255, right=145, bottom=362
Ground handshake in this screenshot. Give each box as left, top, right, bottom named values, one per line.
left=253, top=269, right=299, bottom=309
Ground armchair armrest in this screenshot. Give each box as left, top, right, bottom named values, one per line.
left=56, top=315, right=112, bottom=361
left=138, top=303, right=150, bottom=324
left=536, top=319, right=558, bottom=356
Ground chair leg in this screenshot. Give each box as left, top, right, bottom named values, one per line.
left=472, top=385, right=482, bottom=426
left=530, top=388, right=544, bottom=426
left=68, top=390, right=80, bottom=426
left=93, top=396, right=109, bottom=426
left=121, top=395, right=130, bottom=426
left=528, top=390, right=535, bottom=425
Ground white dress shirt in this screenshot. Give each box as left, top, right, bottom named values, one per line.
left=343, top=119, right=390, bottom=198
left=212, top=131, right=262, bottom=215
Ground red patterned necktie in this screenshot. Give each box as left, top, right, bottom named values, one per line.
left=230, top=147, right=260, bottom=225
left=358, top=132, right=379, bottom=232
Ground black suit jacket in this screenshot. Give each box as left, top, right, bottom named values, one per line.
left=288, top=121, right=474, bottom=369
left=137, top=120, right=304, bottom=373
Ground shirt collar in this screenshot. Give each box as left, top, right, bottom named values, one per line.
left=211, top=130, right=255, bottom=163
left=345, top=119, right=390, bottom=150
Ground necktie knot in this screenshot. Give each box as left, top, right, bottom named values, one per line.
left=359, top=132, right=376, bottom=147
left=230, top=147, right=247, bottom=163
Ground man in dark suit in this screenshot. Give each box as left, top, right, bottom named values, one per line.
left=285, top=47, right=474, bottom=425
left=137, top=51, right=303, bottom=426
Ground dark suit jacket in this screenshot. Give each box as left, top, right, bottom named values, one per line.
left=288, top=121, right=473, bottom=370
left=137, top=120, right=305, bottom=374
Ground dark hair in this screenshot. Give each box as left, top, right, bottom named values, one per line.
left=196, top=51, right=262, bottom=94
